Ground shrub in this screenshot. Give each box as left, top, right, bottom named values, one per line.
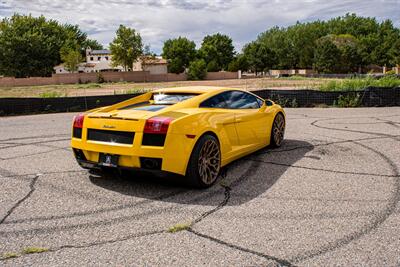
left=385, top=70, right=396, bottom=75
left=96, top=72, right=105, bottom=83
left=187, top=59, right=207, bottom=80
left=318, top=76, right=400, bottom=91
left=336, top=93, right=362, bottom=107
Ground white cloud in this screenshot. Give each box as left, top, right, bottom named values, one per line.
left=1, top=0, right=399, bottom=53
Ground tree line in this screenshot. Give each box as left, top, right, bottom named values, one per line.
left=0, top=13, right=399, bottom=78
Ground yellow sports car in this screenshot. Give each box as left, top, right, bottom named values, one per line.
left=71, top=86, right=285, bottom=188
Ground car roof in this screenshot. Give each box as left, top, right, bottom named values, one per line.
left=152, top=86, right=234, bottom=94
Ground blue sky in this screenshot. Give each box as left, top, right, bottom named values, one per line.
left=1, top=0, right=399, bottom=54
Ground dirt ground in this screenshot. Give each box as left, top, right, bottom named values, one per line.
left=0, top=77, right=333, bottom=98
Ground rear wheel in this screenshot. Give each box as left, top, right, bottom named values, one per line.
left=270, top=113, right=285, bottom=147
left=186, top=134, right=221, bottom=188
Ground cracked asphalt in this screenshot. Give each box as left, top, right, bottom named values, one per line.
left=0, top=108, right=400, bottom=266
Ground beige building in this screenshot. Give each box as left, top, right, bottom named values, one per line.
left=132, top=56, right=168, bottom=74
left=54, top=49, right=167, bottom=74
left=54, top=49, right=123, bottom=73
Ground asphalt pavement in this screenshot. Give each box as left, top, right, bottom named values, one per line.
left=0, top=108, right=399, bottom=266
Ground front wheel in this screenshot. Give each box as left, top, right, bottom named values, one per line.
left=186, top=134, right=221, bottom=188
left=270, top=113, right=285, bottom=147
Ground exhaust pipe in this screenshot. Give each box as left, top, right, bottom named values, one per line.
left=140, top=157, right=162, bottom=170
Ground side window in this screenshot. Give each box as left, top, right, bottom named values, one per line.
left=256, top=98, right=264, bottom=107
left=223, top=91, right=260, bottom=109
left=200, top=93, right=227, bottom=108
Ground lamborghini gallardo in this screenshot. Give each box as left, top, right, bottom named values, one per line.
left=71, top=86, right=285, bottom=188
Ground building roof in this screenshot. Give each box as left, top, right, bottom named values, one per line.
left=141, top=57, right=168, bottom=65
left=90, top=49, right=111, bottom=55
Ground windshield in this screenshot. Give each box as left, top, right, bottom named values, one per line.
left=152, top=93, right=198, bottom=105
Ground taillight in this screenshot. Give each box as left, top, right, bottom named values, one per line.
left=144, top=117, right=173, bottom=134
left=73, top=113, right=85, bottom=128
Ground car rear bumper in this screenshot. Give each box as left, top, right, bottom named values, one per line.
left=71, top=131, right=196, bottom=175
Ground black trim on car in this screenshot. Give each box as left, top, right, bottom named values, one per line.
left=142, top=133, right=166, bottom=146
left=87, top=129, right=134, bottom=145
left=73, top=127, right=82, bottom=138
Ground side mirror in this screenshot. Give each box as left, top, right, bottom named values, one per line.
left=265, top=99, right=274, bottom=106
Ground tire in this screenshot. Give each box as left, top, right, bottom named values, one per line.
left=270, top=113, right=285, bottom=147
left=186, top=134, right=221, bottom=188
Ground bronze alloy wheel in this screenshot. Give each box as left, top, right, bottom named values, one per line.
left=197, top=139, right=221, bottom=185
left=272, top=113, right=285, bottom=146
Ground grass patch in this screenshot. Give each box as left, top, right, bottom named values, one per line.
left=318, top=75, right=400, bottom=91
left=2, top=252, right=19, bottom=259
left=279, top=75, right=308, bottom=80
left=22, top=247, right=49, bottom=254
left=168, top=222, right=192, bottom=233
left=77, top=83, right=102, bottom=89
left=38, top=91, right=64, bottom=98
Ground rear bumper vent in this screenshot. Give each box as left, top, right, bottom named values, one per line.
left=73, top=128, right=82, bottom=139
left=142, top=133, right=166, bottom=146
left=73, top=148, right=87, bottom=161
left=87, top=129, right=134, bottom=145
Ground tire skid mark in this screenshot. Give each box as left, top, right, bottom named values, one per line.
left=255, top=135, right=400, bottom=156
left=188, top=229, right=296, bottom=267
left=0, top=205, right=180, bottom=237
left=0, top=134, right=69, bottom=142
left=290, top=117, right=400, bottom=263
left=3, top=189, right=186, bottom=225
left=311, top=118, right=400, bottom=141
left=0, top=230, right=165, bottom=262
left=249, top=158, right=399, bottom=178
left=183, top=161, right=297, bottom=266
left=1, top=147, right=68, bottom=161
left=0, top=174, right=40, bottom=224
left=0, top=138, right=70, bottom=150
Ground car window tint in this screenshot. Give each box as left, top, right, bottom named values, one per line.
left=256, top=98, right=264, bottom=107
left=223, top=91, right=260, bottom=109
left=200, top=94, right=227, bottom=108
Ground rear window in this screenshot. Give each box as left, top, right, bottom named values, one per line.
left=119, top=93, right=199, bottom=112
left=152, top=93, right=198, bottom=104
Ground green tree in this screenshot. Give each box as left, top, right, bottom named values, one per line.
left=187, top=59, right=207, bottom=80
left=227, top=54, right=249, bottom=72
left=60, top=47, right=82, bottom=72
left=313, top=36, right=341, bottom=73
left=83, top=39, right=103, bottom=51
left=109, top=25, right=143, bottom=71
left=243, top=41, right=275, bottom=74
left=198, top=33, right=235, bottom=71
left=162, top=37, right=196, bottom=73
left=0, top=14, right=94, bottom=77
left=245, top=13, right=400, bottom=73
left=206, top=60, right=219, bottom=72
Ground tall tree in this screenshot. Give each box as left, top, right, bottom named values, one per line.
left=245, top=13, right=400, bottom=73
left=0, top=14, right=94, bottom=77
left=313, top=36, right=341, bottom=73
left=243, top=41, right=275, bottom=74
left=60, top=47, right=83, bottom=72
left=109, top=25, right=143, bottom=71
left=198, top=33, right=235, bottom=71
left=162, top=37, right=196, bottom=74
left=83, top=39, right=103, bottom=51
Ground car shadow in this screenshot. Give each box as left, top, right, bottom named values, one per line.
left=89, top=139, right=313, bottom=206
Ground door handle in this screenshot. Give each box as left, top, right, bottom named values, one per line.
left=235, top=118, right=244, bottom=122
